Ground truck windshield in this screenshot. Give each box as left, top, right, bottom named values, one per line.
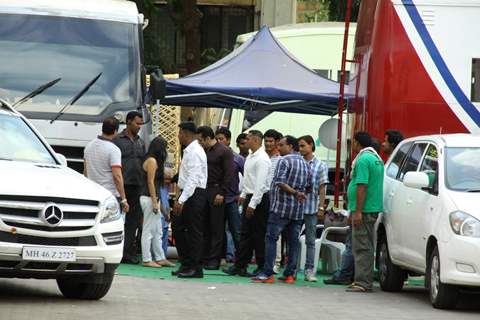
left=0, top=14, right=140, bottom=121
left=445, top=147, right=480, bottom=192
left=0, top=113, right=56, bottom=164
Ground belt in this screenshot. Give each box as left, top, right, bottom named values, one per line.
left=207, top=183, right=220, bottom=188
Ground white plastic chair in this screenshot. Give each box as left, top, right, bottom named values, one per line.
left=298, top=225, right=349, bottom=274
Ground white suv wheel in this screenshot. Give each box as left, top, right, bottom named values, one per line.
left=427, top=246, right=459, bottom=309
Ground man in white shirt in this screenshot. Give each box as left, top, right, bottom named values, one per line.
left=223, top=130, right=271, bottom=277
left=84, top=117, right=129, bottom=214
left=172, top=122, right=208, bottom=278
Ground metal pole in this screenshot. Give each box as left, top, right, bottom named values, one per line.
left=334, top=0, right=353, bottom=207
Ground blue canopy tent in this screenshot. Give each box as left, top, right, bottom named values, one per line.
left=163, top=25, right=350, bottom=115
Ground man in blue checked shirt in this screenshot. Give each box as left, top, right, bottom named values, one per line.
left=298, top=135, right=329, bottom=282
left=253, top=135, right=309, bottom=284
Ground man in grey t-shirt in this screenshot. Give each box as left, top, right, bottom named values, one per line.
left=84, top=117, right=129, bottom=213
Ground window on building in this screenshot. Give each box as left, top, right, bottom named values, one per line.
left=471, top=59, right=480, bottom=102
left=337, top=70, right=350, bottom=83
left=314, top=69, right=331, bottom=79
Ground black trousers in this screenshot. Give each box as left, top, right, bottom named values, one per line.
left=235, top=193, right=269, bottom=270
left=123, top=185, right=143, bottom=259
left=172, top=188, right=208, bottom=270
left=203, top=186, right=226, bottom=263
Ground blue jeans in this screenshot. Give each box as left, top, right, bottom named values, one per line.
left=303, top=214, right=317, bottom=272
left=225, top=201, right=241, bottom=253
left=332, top=226, right=354, bottom=280
left=161, top=214, right=169, bottom=257
left=159, top=186, right=170, bottom=257
left=263, top=213, right=303, bottom=277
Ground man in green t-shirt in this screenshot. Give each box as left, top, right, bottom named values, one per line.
left=346, top=132, right=384, bottom=292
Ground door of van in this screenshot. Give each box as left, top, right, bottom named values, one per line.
left=401, top=143, right=440, bottom=270
left=383, top=141, right=413, bottom=262
left=390, top=142, right=428, bottom=268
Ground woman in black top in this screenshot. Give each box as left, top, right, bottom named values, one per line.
left=140, top=136, right=175, bottom=267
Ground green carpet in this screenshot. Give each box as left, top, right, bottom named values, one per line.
left=117, top=263, right=425, bottom=288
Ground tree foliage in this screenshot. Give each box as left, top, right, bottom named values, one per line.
left=304, top=0, right=361, bottom=22
left=134, top=0, right=203, bottom=74
left=326, top=0, right=361, bottom=22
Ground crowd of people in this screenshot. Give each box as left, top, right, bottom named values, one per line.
left=83, top=110, right=404, bottom=292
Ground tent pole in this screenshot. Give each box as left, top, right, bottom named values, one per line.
left=334, top=0, right=353, bottom=208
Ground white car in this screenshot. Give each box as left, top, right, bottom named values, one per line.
left=378, top=134, right=480, bottom=309
left=0, top=99, right=123, bottom=299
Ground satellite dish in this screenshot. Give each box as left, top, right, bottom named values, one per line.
left=318, top=118, right=347, bottom=150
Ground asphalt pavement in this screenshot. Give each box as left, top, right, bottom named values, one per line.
left=0, top=275, right=479, bottom=320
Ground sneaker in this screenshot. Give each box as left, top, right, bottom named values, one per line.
left=252, top=273, right=275, bottom=284
left=278, top=275, right=295, bottom=284
left=273, top=265, right=280, bottom=274
left=304, top=270, right=317, bottom=282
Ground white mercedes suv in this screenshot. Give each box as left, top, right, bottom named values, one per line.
left=377, top=134, right=480, bottom=309
left=0, top=99, right=123, bottom=299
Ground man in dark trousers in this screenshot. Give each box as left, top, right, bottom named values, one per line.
left=197, top=126, right=234, bottom=270
left=215, top=127, right=244, bottom=260
left=113, top=111, right=145, bottom=264
left=172, top=122, right=208, bottom=278
left=223, top=130, right=271, bottom=277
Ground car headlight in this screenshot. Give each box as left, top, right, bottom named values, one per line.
left=449, top=211, right=480, bottom=238
left=100, top=196, right=121, bottom=223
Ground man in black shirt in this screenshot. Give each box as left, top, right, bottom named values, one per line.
left=236, top=133, right=249, bottom=158
left=113, top=111, right=145, bottom=264
left=197, top=126, right=234, bottom=270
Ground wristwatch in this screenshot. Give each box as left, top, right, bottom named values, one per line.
left=121, top=199, right=127, bottom=204
left=318, top=206, right=325, bottom=211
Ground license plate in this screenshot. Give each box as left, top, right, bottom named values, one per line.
left=22, top=246, right=76, bottom=262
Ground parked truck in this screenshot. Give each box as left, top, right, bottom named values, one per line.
left=0, top=0, right=163, bottom=172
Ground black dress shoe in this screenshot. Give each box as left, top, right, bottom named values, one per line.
left=203, top=261, right=220, bottom=270
left=222, top=266, right=250, bottom=277
left=247, top=267, right=261, bottom=277
left=323, top=278, right=351, bottom=285
left=171, top=266, right=187, bottom=276
left=178, top=269, right=204, bottom=278
left=121, top=256, right=140, bottom=265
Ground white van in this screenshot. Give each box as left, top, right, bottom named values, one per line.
left=378, top=134, right=480, bottom=309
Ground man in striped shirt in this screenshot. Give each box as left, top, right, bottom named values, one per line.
left=253, top=135, right=309, bottom=284
left=298, top=135, right=329, bottom=282
left=263, top=129, right=283, bottom=274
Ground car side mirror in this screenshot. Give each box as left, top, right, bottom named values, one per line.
left=56, top=153, right=68, bottom=166
left=150, top=69, right=166, bottom=103
left=403, top=171, right=430, bottom=189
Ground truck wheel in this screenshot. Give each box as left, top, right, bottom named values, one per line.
left=378, top=236, right=406, bottom=292
left=426, top=246, right=458, bottom=309
left=57, top=272, right=114, bottom=300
